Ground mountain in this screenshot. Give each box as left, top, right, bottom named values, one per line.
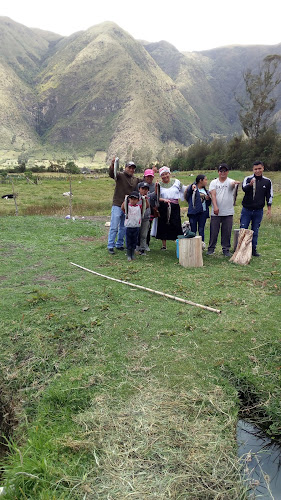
left=1, top=16, right=281, bottom=163
left=142, top=40, right=236, bottom=138
left=0, top=17, right=62, bottom=151
left=35, top=22, right=202, bottom=158
left=144, top=40, right=281, bottom=137
left=188, top=43, right=281, bottom=133
left=0, top=17, right=202, bottom=161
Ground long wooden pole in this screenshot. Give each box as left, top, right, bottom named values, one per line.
left=69, top=175, right=72, bottom=218
left=70, top=262, right=222, bottom=314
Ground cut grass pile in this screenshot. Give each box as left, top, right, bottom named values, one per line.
left=0, top=171, right=280, bottom=498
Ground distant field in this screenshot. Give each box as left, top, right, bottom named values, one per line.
left=1, top=170, right=280, bottom=222
left=0, top=150, right=108, bottom=170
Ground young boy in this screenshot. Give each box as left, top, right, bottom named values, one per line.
left=121, top=191, right=142, bottom=261
left=137, top=182, right=151, bottom=255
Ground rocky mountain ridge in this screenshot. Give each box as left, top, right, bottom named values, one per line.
left=1, top=16, right=281, bottom=163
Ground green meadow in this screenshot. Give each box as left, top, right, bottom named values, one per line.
left=0, top=171, right=280, bottom=499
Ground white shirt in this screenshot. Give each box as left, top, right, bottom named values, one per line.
left=160, top=179, right=186, bottom=201
left=124, top=204, right=142, bottom=227
left=209, top=177, right=235, bottom=216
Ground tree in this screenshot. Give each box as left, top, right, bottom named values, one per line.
left=236, top=55, right=281, bottom=140
left=65, top=161, right=80, bottom=174
left=17, top=152, right=29, bottom=172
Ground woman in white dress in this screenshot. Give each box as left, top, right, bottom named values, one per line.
left=155, top=166, right=186, bottom=250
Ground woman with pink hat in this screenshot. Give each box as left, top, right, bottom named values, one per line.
left=155, top=167, right=186, bottom=250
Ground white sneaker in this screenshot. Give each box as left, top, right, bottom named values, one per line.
left=202, top=242, right=206, bottom=250
left=145, top=245, right=150, bottom=251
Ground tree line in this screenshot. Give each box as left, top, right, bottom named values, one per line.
left=171, top=129, right=281, bottom=171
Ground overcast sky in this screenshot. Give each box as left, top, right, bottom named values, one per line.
left=1, top=0, right=280, bottom=52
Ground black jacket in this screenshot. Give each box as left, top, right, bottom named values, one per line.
left=242, top=174, right=273, bottom=210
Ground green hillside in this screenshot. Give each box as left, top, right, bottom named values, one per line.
left=1, top=16, right=281, bottom=164
left=142, top=40, right=234, bottom=137
left=35, top=22, right=202, bottom=158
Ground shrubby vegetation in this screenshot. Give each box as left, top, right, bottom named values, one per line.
left=0, top=160, right=81, bottom=176
left=171, top=129, right=281, bottom=171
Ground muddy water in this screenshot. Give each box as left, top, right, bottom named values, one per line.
left=237, top=419, right=281, bottom=499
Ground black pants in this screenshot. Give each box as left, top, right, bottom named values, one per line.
left=125, top=227, right=139, bottom=252
left=208, top=215, right=233, bottom=252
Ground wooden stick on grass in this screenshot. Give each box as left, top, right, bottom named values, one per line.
left=70, top=262, right=222, bottom=314
left=69, top=175, right=72, bottom=218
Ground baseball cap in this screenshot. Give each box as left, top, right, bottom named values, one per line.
left=218, top=163, right=229, bottom=171
left=129, top=191, right=139, bottom=198
left=138, top=182, right=149, bottom=189
left=125, top=161, right=136, bottom=168
left=144, top=169, right=154, bottom=177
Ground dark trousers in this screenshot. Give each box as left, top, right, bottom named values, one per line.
left=189, top=212, right=209, bottom=242
left=208, top=215, right=233, bottom=252
left=125, top=227, right=139, bottom=253
left=146, top=220, right=153, bottom=246
left=240, top=207, right=263, bottom=250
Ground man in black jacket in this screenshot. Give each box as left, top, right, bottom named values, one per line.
left=240, top=161, right=273, bottom=257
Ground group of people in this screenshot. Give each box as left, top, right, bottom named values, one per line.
left=107, top=158, right=273, bottom=261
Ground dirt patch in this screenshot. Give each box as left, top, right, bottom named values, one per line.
left=0, top=276, right=7, bottom=281
left=34, top=273, right=58, bottom=283
left=77, top=236, right=96, bottom=241
left=76, top=234, right=108, bottom=243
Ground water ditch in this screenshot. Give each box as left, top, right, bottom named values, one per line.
left=237, top=419, right=281, bottom=499
left=0, top=393, right=15, bottom=488
left=235, top=382, right=281, bottom=499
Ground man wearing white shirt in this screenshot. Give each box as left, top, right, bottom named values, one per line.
left=207, top=164, right=240, bottom=257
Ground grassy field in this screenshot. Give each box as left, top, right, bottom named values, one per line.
left=0, top=171, right=280, bottom=499
left=1, top=170, right=281, bottom=219
left=0, top=151, right=108, bottom=171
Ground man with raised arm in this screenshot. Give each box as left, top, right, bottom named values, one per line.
left=107, top=158, right=141, bottom=255
left=207, top=163, right=240, bottom=257
left=240, top=161, right=273, bottom=257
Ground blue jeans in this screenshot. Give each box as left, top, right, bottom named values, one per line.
left=240, top=207, right=263, bottom=250
left=189, top=212, right=209, bottom=242
left=107, top=205, right=126, bottom=249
